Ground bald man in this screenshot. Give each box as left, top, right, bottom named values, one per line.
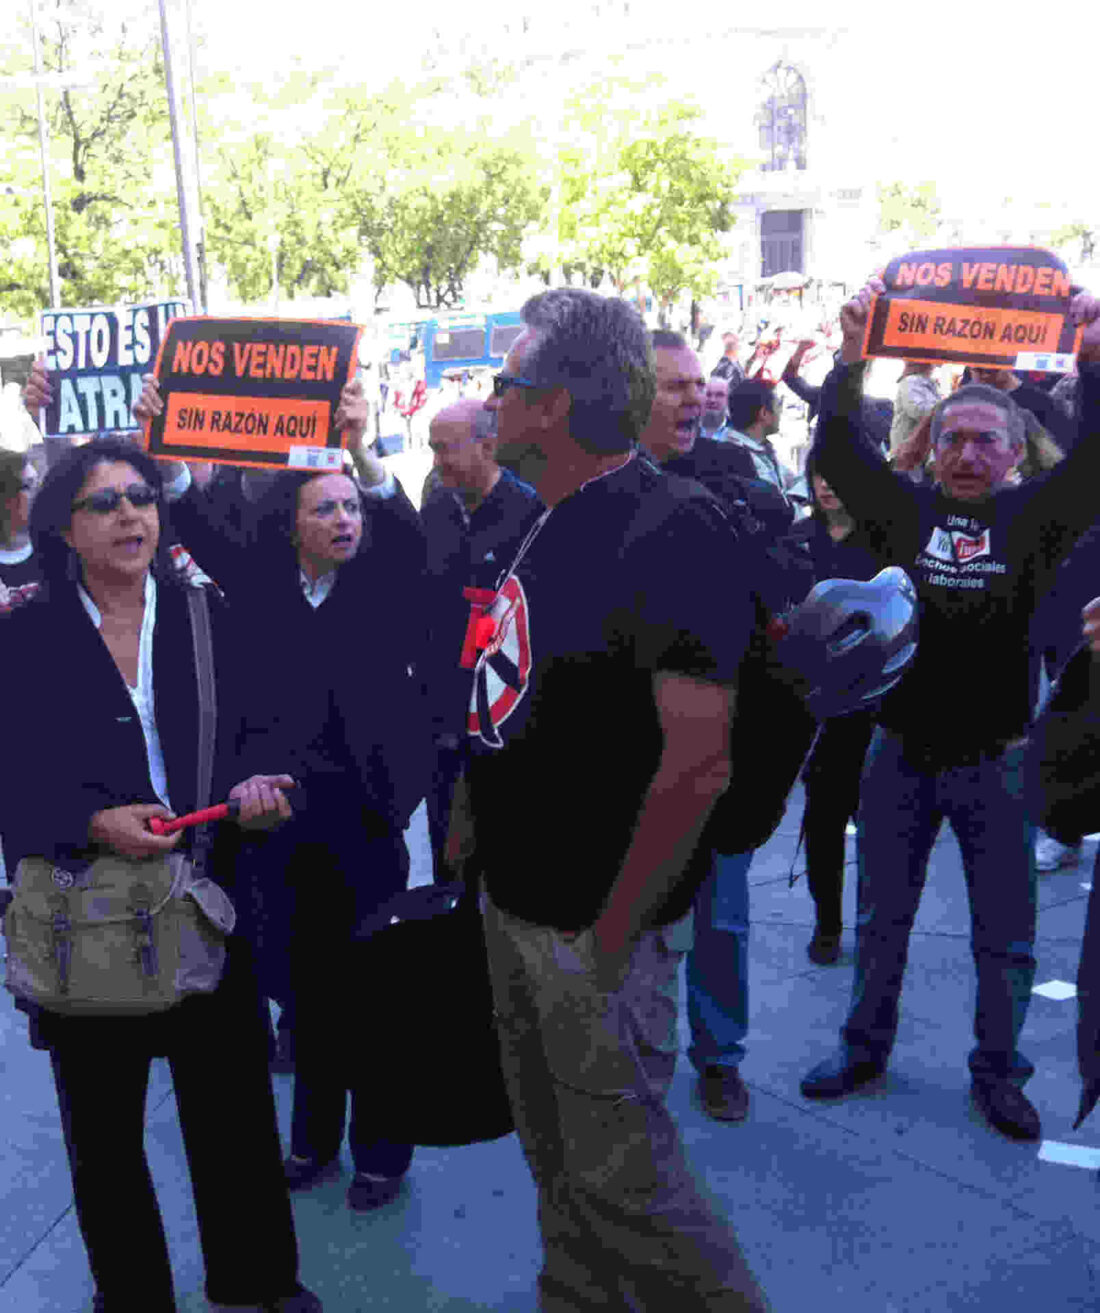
left=421, top=398, right=543, bottom=881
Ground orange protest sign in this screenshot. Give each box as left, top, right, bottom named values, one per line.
left=862, top=247, right=1082, bottom=371
left=145, top=316, right=363, bottom=469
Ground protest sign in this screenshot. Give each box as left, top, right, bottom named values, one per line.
left=145, top=317, right=363, bottom=470
left=862, top=247, right=1082, bottom=370
left=39, top=300, right=190, bottom=437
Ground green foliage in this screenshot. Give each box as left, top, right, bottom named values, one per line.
left=877, top=181, right=942, bottom=243
left=202, top=81, right=378, bottom=303
left=550, top=83, right=745, bottom=310
left=1052, top=221, right=1096, bottom=264
left=0, top=0, right=180, bottom=318
left=0, top=14, right=739, bottom=325
left=364, top=128, right=545, bottom=309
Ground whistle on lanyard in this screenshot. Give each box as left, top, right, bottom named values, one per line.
left=460, top=586, right=498, bottom=669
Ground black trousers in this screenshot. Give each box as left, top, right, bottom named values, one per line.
left=801, top=713, right=876, bottom=935
left=288, top=831, right=415, bottom=1179
left=45, top=940, right=300, bottom=1311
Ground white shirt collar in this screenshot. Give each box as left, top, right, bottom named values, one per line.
left=300, top=568, right=337, bottom=609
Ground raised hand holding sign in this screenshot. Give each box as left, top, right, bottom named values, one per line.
left=861, top=248, right=1083, bottom=372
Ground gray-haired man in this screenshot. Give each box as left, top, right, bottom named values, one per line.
left=448, top=288, right=771, bottom=1311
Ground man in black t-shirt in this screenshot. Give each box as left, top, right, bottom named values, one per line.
left=801, top=278, right=1100, bottom=1144
left=448, top=288, right=771, bottom=1311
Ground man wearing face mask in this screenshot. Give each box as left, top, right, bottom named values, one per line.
left=799, top=278, right=1100, bottom=1142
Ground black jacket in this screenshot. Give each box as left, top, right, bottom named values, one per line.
left=231, top=511, right=431, bottom=840
left=1025, top=644, right=1100, bottom=1120
left=0, top=578, right=248, bottom=879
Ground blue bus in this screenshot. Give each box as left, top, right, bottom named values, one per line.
left=422, top=310, right=523, bottom=388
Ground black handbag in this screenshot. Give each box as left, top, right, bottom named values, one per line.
left=349, top=878, right=514, bottom=1147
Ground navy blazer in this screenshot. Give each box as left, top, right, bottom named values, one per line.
left=0, top=579, right=247, bottom=877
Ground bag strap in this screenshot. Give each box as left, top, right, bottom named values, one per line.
left=187, top=587, right=217, bottom=875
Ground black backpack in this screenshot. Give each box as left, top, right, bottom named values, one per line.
left=624, top=467, right=818, bottom=855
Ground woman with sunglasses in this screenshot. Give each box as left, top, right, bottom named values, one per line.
left=0, top=437, right=323, bottom=1312
left=221, top=458, right=429, bottom=1213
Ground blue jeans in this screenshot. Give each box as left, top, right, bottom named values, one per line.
left=842, top=729, right=1037, bottom=1084
left=687, top=850, right=752, bottom=1072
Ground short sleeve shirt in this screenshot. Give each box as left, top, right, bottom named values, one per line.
left=465, top=455, right=754, bottom=930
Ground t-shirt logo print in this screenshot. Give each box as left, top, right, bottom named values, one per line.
left=924, top=527, right=954, bottom=562
left=468, top=576, right=532, bottom=748
left=953, top=529, right=990, bottom=562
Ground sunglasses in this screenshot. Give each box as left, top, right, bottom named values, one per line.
left=492, top=373, right=539, bottom=398
left=309, top=498, right=362, bottom=519
left=71, top=483, right=159, bottom=515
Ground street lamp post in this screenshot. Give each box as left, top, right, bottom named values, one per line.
left=28, top=0, right=60, bottom=307
left=157, top=0, right=200, bottom=312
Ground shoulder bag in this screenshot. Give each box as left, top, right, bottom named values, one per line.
left=3, top=588, right=237, bottom=1015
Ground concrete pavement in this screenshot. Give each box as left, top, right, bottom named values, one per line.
left=3, top=791, right=1100, bottom=1311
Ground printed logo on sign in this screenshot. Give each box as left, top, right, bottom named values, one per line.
left=468, top=576, right=532, bottom=749
left=952, top=529, right=989, bottom=562
left=923, top=527, right=955, bottom=562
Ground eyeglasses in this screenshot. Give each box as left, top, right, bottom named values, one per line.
left=492, top=373, right=539, bottom=398
left=309, top=498, right=363, bottom=519
left=934, top=431, right=1007, bottom=450
left=71, top=483, right=159, bottom=515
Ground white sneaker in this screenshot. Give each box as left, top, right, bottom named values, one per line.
left=1035, top=833, right=1082, bottom=871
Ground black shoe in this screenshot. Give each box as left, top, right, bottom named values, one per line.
left=971, top=1078, right=1041, bottom=1141
left=801, top=1050, right=886, bottom=1099
left=807, top=928, right=842, bottom=965
left=699, top=1066, right=750, bottom=1122
left=283, top=1153, right=340, bottom=1190
left=347, top=1171, right=404, bottom=1212
left=210, top=1286, right=324, bottom=1312
left=268, top=1287, right=324, bottom=1312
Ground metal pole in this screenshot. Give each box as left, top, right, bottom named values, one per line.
left=29, top=0, right=60, bottom=307
left=157, top=0, right=199, bottom=310
left=182, top=0, right=207, bottom=310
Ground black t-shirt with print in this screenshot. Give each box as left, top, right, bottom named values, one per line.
left=465, top=455, right=754, bottom=931
left=813, top=362, right=1100, bottom=759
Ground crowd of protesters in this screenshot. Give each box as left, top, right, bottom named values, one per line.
left=2, top=278, right=1100, bottom=1313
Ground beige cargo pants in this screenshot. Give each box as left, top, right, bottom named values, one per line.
left=480, top=888, right=771, bottom=1312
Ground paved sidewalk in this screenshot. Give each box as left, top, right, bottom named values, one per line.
left=3, top=793, right=1100, bottom=1311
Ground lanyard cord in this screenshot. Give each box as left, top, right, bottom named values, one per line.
left=490, top=451, right=636, bottom=594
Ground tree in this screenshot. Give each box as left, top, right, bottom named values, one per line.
left=877, top=181, right=942, bottom=246
left=360, top=123, right=545, bottom=310
left=548, top=84, right=745, bottom=320
left=201, top=79, right=379, bottom=304
left=0, top=0, right=181, bottom=318
left=1053, top=221, right=1097, bottom=265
